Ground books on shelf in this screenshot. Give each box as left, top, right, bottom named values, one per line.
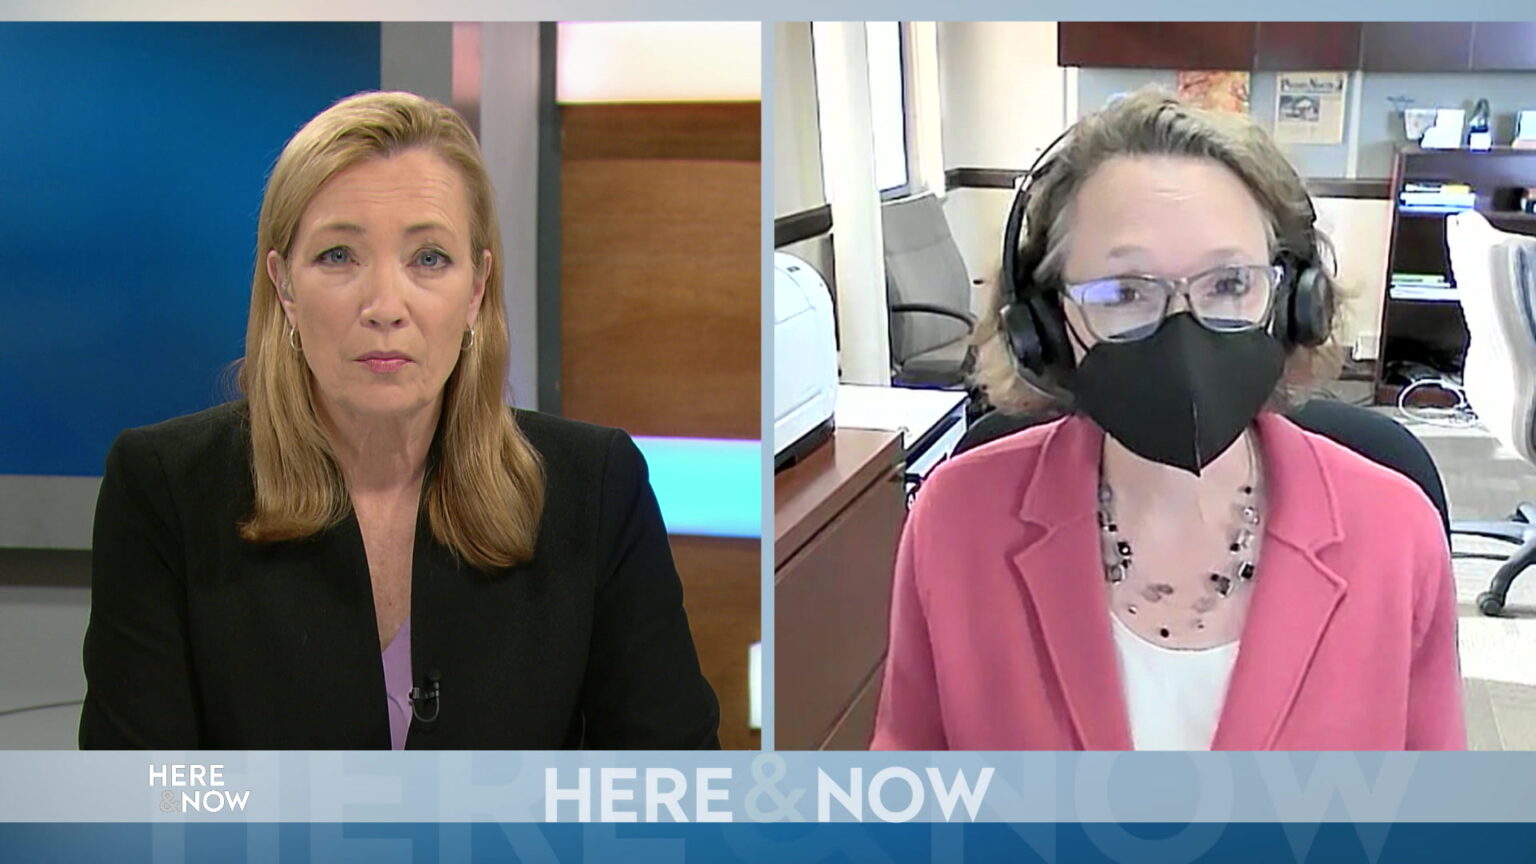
left=1403, top=182, right=1471, bottom=194
left=1390, top=286, right=1459, bottom=301
left=1390, top=272, right=1458, bottom=302
left=1400, top=204, right=1475, bottom=215
left=1399, top=181, right=1476, bottom=213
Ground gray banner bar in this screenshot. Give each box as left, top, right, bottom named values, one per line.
left=2, top=752, right=1533, bottom=824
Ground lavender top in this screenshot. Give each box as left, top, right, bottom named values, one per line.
left=381, top=617, right=413, bottom=750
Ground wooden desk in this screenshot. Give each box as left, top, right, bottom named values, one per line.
left=774, top=428, right=905, bottom=750
left=673, top=536, right=761, bottom=751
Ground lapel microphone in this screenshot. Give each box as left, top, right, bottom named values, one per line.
left=408, top=669, right=441, bottom=724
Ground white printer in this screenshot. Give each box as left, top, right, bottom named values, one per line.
left=773, top=252, right=838, bottom=468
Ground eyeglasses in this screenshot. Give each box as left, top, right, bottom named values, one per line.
left=1061, top=263, right=1284, bottom=343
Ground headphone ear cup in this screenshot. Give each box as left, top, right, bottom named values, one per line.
left=1029, top=290, right=1075, bottom=378
left=1287, top=266, right=1333, bottom=348
left=1001, top=301, right=1048, bottom=376
left=1001, top=292, right=1076, bottom=394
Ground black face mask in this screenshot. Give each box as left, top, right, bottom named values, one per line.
left=1070, top=313, right=1285, bottom=475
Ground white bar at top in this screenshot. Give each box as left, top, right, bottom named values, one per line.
left=556, top=22, right=761, bottom=104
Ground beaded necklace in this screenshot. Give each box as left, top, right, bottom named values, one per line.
left=1097, top=435, right=1261, bottom=641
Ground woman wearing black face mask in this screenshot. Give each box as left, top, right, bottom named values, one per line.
left=870, top=89, right=1465, bottom=752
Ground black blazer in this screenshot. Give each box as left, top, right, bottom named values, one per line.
left=79, top=402, right=720, bottom=749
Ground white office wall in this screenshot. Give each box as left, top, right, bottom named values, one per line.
left=1314, top=196, right=1393, bottom=358
left=772, top=23, right=835, bottom=290
left=773, top=23, right=825, bottom=219
left=936, top=22, right=1069, bottom=293
left=942, top=188, right=1015, bottom=317
left=938, top=22, right=1067, bottom=169
left=556, top=22, right=760, bottom=103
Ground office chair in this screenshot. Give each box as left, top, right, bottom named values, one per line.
left=1446, top=210, right=1536, bottom=615
left=880, top=193, right=977, bottom=388
left=953, top=398, right=1452, bottom=538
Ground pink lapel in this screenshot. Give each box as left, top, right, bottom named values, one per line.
left=1210, top=412, right=1347, bottom=750
left=1007, top=412, right=1347, bottom=751
left=1009, top=415, right=1135, bottom=750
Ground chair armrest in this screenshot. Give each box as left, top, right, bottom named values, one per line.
left=890, top=302, right=976, bottom=329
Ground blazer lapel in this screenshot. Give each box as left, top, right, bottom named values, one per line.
left=405, top=503, right=460, bottom=748
left=295, top=510, right=393, bottom=748
left=1211, top=413, right=1347, bottom=750
left=1009, top=416, right=1134, bottom=751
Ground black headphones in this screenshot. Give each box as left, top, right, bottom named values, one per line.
left=998, top=110, right=1335, bottom=391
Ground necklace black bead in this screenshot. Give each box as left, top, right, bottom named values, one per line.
left=1097, top=437, right=1261, bottom=640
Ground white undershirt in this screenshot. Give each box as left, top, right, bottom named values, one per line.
left=1110, top=612, right=1239, bottom=750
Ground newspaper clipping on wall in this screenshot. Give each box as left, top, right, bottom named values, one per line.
left=1274, top=72, right=1347, bottom=144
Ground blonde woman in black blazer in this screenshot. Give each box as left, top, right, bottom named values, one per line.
left=79, top=92, right=719, bottom=749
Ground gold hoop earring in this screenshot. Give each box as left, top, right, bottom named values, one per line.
left=288, top=327, right=301, bottom=352
left=462, top=327, right=476, bottom=351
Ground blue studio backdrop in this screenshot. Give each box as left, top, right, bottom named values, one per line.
left=0, top=22, right=382, bottom=476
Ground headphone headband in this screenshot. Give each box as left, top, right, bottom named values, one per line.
left=998, top=112, right=1334, bottom=390
left=1002, top=125, right=1075, bottom=307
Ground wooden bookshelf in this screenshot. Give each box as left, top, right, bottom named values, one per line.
left=1372, top=147, right=1536, bottom=405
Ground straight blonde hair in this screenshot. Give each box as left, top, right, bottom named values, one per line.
left=238, top=91, right=545, bottom=570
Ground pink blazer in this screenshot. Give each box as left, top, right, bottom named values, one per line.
left=870, top=411, right=1466, bottom=751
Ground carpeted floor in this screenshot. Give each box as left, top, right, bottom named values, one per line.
left=1394, top=409, right=1536, bottom=750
